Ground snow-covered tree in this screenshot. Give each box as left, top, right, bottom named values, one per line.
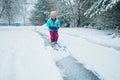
left=84, top=0, right=120, bottom=30
left=0, top=0, right=5, bottom=18
left=84, top=0, right=120, bottom=18
left=0, top=0, right=22, bottom=25
left=29, top=0, right=53, bottom=25
left=54, top=0, right=93, bottom=27
left=52, top=0, right=72, bottom=27
left=53, top=0, right=80, bottom=27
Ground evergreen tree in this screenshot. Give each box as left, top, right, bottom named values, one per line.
left=30, top=0, right=52, bottom=25
left=84, top=0, right=120, bottom=30
left=84, top=0, right=120, bottom=18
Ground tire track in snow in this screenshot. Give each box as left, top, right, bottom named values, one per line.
left=65, top=32, right=120, bottom=51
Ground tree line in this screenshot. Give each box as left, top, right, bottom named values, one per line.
left=0, top=0, right=120, bottom=30
left=0, top=0, right=24, bottom=25
left=30, top=0, right=120, bottom=30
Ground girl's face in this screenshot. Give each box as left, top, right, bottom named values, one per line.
left=51, top=16, right=56, bottom=20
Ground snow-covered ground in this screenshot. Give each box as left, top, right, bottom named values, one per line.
left=0, top=27, right=63, bottom=80
left=37, top=25, right=120, bottom=80
left=58, top=28, right=120, bottom=80
left=0, top=26, right=120, bottom=80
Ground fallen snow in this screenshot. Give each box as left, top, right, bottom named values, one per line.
left=0, top=27, right=63, bottom=80
left=0, top=26, right=120, bottom=80
left=39, top=24, right=120, bottom=80
left=59, top=28, right=120, bottom=80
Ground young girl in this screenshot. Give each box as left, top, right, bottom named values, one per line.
left=46, top=11, right=61, bottom=44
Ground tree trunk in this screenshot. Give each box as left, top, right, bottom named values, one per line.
left=0, top=5, right=5, bottom=18
left=74, top=0, right=81, bottom=27
left=7, top=10, right=11, bottom=25
left=7, top=0, right=11, bottom=25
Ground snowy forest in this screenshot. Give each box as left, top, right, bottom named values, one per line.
left=0, top=0, right=120, bottom=30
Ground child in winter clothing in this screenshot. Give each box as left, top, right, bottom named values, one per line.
left=46, top=11, right=61, bottom=43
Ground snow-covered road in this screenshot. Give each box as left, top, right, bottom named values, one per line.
left=36, top=25, right=120, bottom=80
left=0, top=26, right=120, bottom=80
left=0, top=27, right=63, bottom=80
left=35, top=30, right=101, bottom=80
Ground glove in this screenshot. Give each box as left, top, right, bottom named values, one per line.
left=49, top=26, right=52, bottom=30
left=52, top=27, right=57, bottom=31
left=49, top=26, right=59, bottom=32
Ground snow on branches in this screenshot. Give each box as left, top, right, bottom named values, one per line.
left=84, top=0, right=120, bottom=18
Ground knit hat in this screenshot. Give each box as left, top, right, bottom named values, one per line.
left=50, top=11, right=57, bottom=17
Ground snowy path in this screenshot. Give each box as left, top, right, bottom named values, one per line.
left=56, top=56, right=100, bottom=80
left=35, top=30, right=101, bottom=80
left=0, top=27, right=63, bottom=80
left=1, top=26, right=120, bottom=80
left=36, top=26, right=120, bottom=80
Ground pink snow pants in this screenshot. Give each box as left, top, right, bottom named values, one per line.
left=50, top=31, right=59, bottom=42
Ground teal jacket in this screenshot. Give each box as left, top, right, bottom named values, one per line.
left=46, top=18, right=61, bottom=32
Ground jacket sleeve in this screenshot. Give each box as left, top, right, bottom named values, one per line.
left=57, top=20, right=61, bottom=28
left=46, top=20, right=50, bottom=28
left=46, top=19, right=53, bottom=31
